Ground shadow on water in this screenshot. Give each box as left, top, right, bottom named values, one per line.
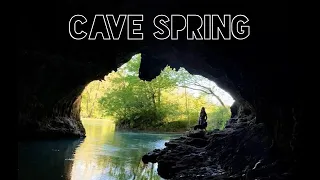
left=18, top=119, right=180, bottom=180
left=18, top=138, right=82, bottom=180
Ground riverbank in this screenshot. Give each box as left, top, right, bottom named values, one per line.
left=81, top=117, right=192, bottom=133
left=115, top=127, right=186, bottom=135
left=115, top=119, right=199, bottom=133
left=115, top=124, right=191, bottom=134
left=142, top=117, right=295, bottom=179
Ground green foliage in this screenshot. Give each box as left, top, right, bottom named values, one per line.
left=81, top=53, right=233, bottom=131
left=158, top=120, right=190, bottom=132
left=98, top=54, right=179, bottom=129
left=80, top=80, right=109, bottom=118
left=207, top=106, right=231, bottom=130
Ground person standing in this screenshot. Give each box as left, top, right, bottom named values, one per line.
left=198, top=107, right=207, bottom=125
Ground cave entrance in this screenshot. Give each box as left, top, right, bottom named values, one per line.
left=80, top=53, right=235, bottom=132
left=75, top=52, right=235, bottom=179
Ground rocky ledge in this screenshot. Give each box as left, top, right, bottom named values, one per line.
left=142, top=118, right=295, bottom=180
left=18, top=116, right=86, bottom=140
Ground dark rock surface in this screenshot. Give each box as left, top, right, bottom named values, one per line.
left=143, top=118, right=294, bottom=179
left=16, top=0, right=308, bottom=178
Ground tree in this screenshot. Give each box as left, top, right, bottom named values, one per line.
left=209, top=106, right=231, bottom=130
left=175, top=68, right=226, bottom=107
left=98, top=54, right=179, bottom=129
left=82, top=54, right=232, bottom=131
left=80, top=79, right=110, bottom=118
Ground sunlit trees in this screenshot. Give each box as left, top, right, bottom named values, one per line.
left=98, top=54, right=180, bottom=129
left=81, top=54, right=232, bottom=131
left=80, top=80, right=110, bottom=118
left=174, top=68, right=227, bottom=107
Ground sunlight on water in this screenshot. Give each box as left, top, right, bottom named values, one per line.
left=18, top=119, right=180, bottom=180
left=70, top=119, right=177, bottom=180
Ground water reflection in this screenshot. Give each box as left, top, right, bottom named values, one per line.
left=18, top=119, right=179, bottom=180
left=71, top=119, right=179, bottom=180
left=18, top=138, right=82, bottom=180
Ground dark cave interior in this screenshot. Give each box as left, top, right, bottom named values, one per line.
left=17, top=0, right=305, bottom=179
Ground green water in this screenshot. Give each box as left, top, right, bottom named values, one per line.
left=18, top=119, right=181, bottom=180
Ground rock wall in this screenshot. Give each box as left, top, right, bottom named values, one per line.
left=142, top=115, right=299, bottom=179
left=16, top=0, right=306, bottom=176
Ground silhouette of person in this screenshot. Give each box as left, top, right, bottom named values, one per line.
left=198, top=107, right=207, bottom=125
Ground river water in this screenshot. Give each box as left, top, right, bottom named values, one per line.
left=18, top=119, right=181, bottom=180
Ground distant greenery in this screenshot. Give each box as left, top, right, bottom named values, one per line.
left=80, top=54, right=233, bottom=132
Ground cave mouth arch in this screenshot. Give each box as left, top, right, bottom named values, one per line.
left=17, top=37, right=298, bottom=179
left=79, top=53, right=236, bottom=132
left=17, top=40, right=289, bottom=159
left=16, top=0, right=300, bottom=177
